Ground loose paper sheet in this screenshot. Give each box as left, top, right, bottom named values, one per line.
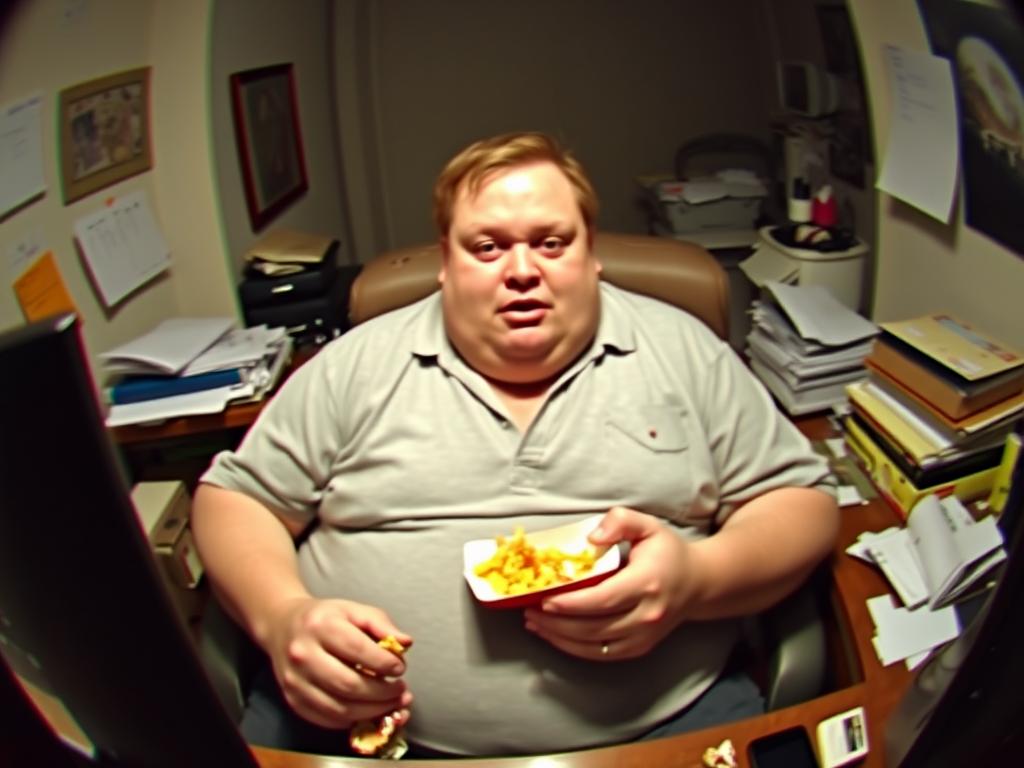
left=100, top=316, right=235, bottom=375
left=73, top=191, right=170, bottom=307
left=877, top=45, right=959, bottom=222
left=867, top=594, right=960, bottom=667
left=0, top=94, right=46, bottom=216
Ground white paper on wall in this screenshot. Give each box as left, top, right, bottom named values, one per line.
left=73, top=190, right=171, bottom=307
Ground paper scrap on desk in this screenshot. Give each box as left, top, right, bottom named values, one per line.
left=13, top=251, right=77, bottom=322
left=867, top=594, right=960, bottom=667
left=837, top=486, right=866, bottom=507
left=846, top=527, right=899, bottom=562
left=877, top=45, right=959, bottom=223
left=0, top=93, right=46, bottom=217
left=73, top=191, right=171, bottom=308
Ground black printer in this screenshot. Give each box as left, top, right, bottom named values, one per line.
left=237, top=231, right=361, bottom=347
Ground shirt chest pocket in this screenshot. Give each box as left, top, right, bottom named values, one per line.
left=590, top=403, right=696, bottom=518
left=606, top=404, right=689, bottom=453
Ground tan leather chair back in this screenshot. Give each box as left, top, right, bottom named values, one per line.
left=349, top=233, right=730, bottom=340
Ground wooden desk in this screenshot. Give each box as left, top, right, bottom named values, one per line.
left=247, top=416, right=914, bottom=767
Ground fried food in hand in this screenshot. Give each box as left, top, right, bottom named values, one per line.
left=349, top=635, right=410, bottom=759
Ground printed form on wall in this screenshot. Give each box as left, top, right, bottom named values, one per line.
left=877, top=45, right=959, bottom=223
left=72, top=190, right=170, bottom=308
left=0, top=94, right=47, bottom=216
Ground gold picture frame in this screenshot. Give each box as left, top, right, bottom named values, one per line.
left=59, top=67, right=152, bottom=204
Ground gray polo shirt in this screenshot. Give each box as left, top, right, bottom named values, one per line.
left=202, top=282, right=833, bottom=755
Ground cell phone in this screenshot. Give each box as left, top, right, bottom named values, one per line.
left=748, top=726, right=820, bottom=768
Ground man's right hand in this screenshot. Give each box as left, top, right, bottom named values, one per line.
left=263, top=597, right=414, bottom=730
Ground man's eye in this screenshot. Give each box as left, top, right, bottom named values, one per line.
left=474, top=241, right=501, bottom=258
left=538, top=238, right=564, bottom=254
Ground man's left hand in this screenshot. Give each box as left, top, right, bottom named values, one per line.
left=523, top=506, right=697, bottom=661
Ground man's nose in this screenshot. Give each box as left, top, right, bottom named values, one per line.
left=505, top=243, right=540, bottom=283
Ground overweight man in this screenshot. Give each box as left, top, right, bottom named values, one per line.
left=192, top=131, right=838, bottom=757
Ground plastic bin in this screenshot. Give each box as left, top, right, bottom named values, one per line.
left=739, top=226, right=868, bottom=310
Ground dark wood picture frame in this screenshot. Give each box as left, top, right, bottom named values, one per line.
left=230, top=63, right=309, bottom=231
left=59, top=67, right=152, bottom=204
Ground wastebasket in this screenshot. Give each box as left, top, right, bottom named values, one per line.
left=739, top=226, right=869, bottom=311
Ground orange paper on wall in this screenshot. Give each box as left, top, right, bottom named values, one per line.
left=13, top=251, right=77, bottom=322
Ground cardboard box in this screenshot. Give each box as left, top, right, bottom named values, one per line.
left=130, top=481, right=204, bottom=621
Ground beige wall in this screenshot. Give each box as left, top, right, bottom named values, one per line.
left=210, top=0, right=353, bottom=277
left=850, top=1, right=1024, bottom=348
left=0, top=0, right=234, bottom=385
left=4, top=0, right=1019, bottom=390
left=334, top=0, right=779, bottom=258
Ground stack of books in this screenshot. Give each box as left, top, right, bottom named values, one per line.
left=102, top=318, right=292, bottom=428
left=843, top=314, right=1024, bottom=517
left=745, top=281, right=879, bottom=415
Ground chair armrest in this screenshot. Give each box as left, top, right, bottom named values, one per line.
left=759, top=572, right=828, bottom=711
left=196, top=599, right=260, bottom=724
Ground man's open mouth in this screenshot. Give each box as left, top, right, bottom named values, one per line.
left=499, top=299, right=549, bottom=326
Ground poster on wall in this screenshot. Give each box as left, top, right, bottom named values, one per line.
left=917, top=0, right=1024, bottom=256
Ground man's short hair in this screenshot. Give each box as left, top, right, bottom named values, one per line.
left=432, top=131, right=599, bottom=237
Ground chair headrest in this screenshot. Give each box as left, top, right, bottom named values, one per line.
left=349, top=232, right=730, bottom=340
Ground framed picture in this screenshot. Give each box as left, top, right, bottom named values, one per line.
left=59, top=67, right=152, bottom=204
left=230, top=63, right=309, bottom=231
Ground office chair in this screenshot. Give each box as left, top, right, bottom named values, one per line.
left=199, top=232, right=826, bottom=722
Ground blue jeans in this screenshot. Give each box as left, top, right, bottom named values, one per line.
left=240, top=664, right=764, bottom=758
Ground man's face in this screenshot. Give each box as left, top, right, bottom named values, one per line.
left=439, top=161, right=601, bottom=386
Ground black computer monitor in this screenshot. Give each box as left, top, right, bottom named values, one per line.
left=0, top=314, right=257, bottom=767
left=884, top=426, right=1024, bottom=766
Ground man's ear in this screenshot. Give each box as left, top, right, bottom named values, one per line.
left=438, top=236, right=449, bottom=283
left=588, top=230, right=602, bottom=275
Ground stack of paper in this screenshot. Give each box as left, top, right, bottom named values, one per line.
left=847, top=494, right=1006, bottom=610
left=746, top=281, right=879, bottom=415
left=848, top=494, right=1006, bottom=669
left=102, top=318, right=292, bottom=427
left=100, top=317, right=235, bottom=376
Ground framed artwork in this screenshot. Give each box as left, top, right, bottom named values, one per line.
left=230, top=63, right=309, bottom=231
left=59, top=67, right=152, bottom=204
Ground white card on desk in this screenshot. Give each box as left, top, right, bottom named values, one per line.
left=867, top=594, right=960, bottom=666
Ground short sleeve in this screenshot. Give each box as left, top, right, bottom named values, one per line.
left=698, top=345, right=835, bottom=527
left=200, top=348, right=348, bottom=528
